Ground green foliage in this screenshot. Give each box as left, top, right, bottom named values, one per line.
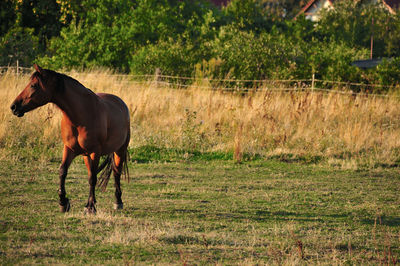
left=222, top=0, right=276, bottom=32
left=371, top=57, right=400, bottom=90
left=39, top=0, right=134, bottom=71
left=0, top=27, right=39, bottom=66
left=316, top=0, right=400, bottom=58
left=208, top=26, right=299, bottom=80
left=1, top=0, right=400, bottom=91
left=180, top=109, right=204, bottom=152
left=40, top=0, right=218, bottom=72
left=16, top=0, right=64, bottom=49
left=130, top=38, right=196, bottom=76
left=307, top=41, right=368, bottom=82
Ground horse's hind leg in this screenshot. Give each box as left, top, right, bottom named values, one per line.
left=113, top=150, right=126, bottom=210
left=58, top=146, right=76, bottom=212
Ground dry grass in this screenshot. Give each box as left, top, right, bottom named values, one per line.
left=2, top=69, right=400, bottom=167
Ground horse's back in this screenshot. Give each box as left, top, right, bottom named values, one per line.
left=97, top=93, right=129, bottom=118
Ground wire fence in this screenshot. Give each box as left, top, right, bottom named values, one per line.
left=2, top=65, right=399, bottom=98
left=0, top=66, right=32, bottom=75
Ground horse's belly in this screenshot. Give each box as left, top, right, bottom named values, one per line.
left=101, top=128, right=128, bottom=155
left=60, top=94, right=130, bottom=156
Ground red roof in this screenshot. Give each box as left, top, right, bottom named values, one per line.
left=297, top=0, right=400, bottom=18
left=383, top=0, right=400, bottom=13
left=209, top=0, right=230, bottom=7
left=295, top=0, right=334, bottom=19
left=384, top=0, right=400, bottom=8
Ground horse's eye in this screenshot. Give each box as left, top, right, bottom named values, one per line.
left=31, top=84, right=38, bottom=90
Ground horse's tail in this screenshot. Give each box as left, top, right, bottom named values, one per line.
left=97, top=151, right=130, bottom=192
left=123, top=151, right=130, bottom=184
left=97, top=154, right=114, bottom=192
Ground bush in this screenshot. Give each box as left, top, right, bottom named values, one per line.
left=208, top=26, right=301, bottom=80
left=370, top=57, right=400, bottom=91
left=306, top=41, right=368, bottom=83
left=39, top=0, right=134, bottom=71
left=130, top=39, right=195, bottom=77
left=40, top=0, right=217, bottom=72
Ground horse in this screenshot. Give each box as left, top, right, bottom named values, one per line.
left=10, top=64, right=130, bottom=214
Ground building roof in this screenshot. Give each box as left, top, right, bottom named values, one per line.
left=382, top=0, right=400, bottom=13
left=297, top=0, right=400, bottom=19
left=352, top=58, right=383, bottom=69
left=299, top=0, right=334, bottom=15
left=295, top=0, right=335, bottom=20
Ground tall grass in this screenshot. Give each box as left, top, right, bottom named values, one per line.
left=1, top=69, right=400, bottom=168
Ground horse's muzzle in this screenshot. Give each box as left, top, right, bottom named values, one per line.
left=10, top=101, right=25, bottom=117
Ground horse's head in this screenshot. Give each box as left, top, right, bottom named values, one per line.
left=10, top=64, right=61, bottom=117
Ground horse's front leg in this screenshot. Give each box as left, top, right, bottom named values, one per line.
left=58, top=146, right=76, bottom=212
left=83, top=153, right=100, bottom=214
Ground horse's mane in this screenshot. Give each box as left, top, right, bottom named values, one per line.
left=32, top=69, right=85, bottom=94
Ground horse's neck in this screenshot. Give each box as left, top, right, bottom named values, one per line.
left=52, top=78, right=98, bottom=126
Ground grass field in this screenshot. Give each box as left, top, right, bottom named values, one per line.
left=0, top=158, right=399, bottom=265
left=0, top=70, right=400, bottom=264
left=2, top=70, right=400, bottom=168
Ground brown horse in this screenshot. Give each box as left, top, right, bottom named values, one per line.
left=10, top=64, right=130, bottom=213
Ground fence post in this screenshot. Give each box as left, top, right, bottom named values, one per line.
left=16, top=60, right=19, bottom=76
left=311, top=73, right=315, bottom=91
left=154, top=68, right=161, bottom=87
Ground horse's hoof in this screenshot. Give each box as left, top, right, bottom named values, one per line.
left=113, top=203, right=123, bottom=210
left=84, top=206, right=97, bottom=215
left=60, top=198, right=70, bottom=213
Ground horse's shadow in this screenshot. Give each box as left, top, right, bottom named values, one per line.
left=361, top=216, right=400, bottom=227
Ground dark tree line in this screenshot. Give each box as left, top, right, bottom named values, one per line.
left=1, top=0, right=400, bottom=90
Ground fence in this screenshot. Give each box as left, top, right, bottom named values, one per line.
left=1, top=65, right=399, bottom=98
left=0, top=66, right=32, bottom=75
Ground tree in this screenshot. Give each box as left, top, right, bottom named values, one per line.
left=316, top=0, right=400, bottom=58
left=0, top=0, right=16, bottom=37
left=40, top=0, right=218, bottom=71
left=223, top=0, right=276, bottom=32
left=0, top=27, right=39, bottom=66
left=16, top=0, right=64, bottom=49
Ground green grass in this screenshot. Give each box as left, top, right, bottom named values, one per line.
left=129, top=145, right=261, bottom=163
left=0, top=156, right=399, bottom=265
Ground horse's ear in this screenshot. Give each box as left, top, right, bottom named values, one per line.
left=34, top=64, right=43, bottom=74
